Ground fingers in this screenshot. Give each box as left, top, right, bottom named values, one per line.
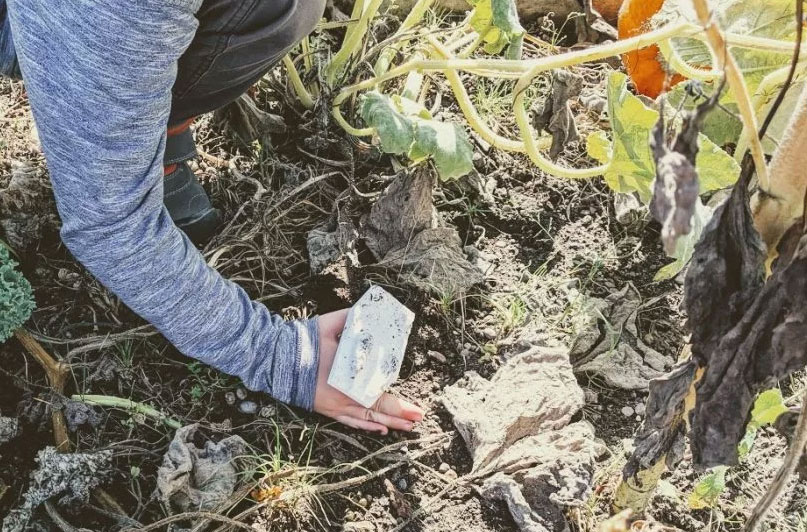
left=344, top=405, right=415, bottom=432
left=374, top=393, right=425, bottom=422
left=336, top=414, right=389, bottom=435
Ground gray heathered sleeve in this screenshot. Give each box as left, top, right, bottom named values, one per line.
left=6, top=0, right=320, bottom=410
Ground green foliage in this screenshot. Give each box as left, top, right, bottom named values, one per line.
left=1, top=244, right=34, bottom=342
left=688, top=466, right=727, bottom=510
left=688, top=389, right=787, bottom=509
left=360, top=91, right=474, bottom=180
left=589, top=72, right=740, bottom=279
left=468, top=0, right=525, bottom=58
left=653, top=0, right=799, bottom=98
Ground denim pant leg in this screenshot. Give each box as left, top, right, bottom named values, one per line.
left=169, top=0, right=325, bottom=128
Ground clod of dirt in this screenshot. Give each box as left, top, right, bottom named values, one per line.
left=2, top=447, right=113, bottom=532
left=156, top=424, right=248, bottom=513
left=0, top=416, right=20, bottom=443
left=383, top=478, right=412, bottom=519
left=307, top=213, right=359, bottom=275
left=64, top=400, right=102, bottom=433
left=532, top=70, right=584, bottom=160
left=363, top=170, right=482, bottom=293
left=0, top=160, right=59, bottom=252
left=442, top=338, right=605, bottom=532
left=570, top=284, right=674, bottom=390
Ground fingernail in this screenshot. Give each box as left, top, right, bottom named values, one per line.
left=405, top=422, right=414, bottom=431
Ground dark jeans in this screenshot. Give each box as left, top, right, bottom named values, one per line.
left=168, top=0, right=325, bottom=128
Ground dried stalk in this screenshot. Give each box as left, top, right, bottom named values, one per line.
left=15, top=328, right=70, bottom=451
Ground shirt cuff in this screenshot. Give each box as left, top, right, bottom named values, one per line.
left=270, top=317, right=320, bottom=411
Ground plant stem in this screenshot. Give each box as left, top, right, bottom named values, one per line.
left=71, top=394, right=182, bottom=430
left=374, top=0, right=433, bottom=76
left=283, top=55, right=315, bottom=109
left=326, top=0, right=383, bottom=87
left=15, top=328, right=71, bottom=451
left=691, top=0, right=770, bottom=191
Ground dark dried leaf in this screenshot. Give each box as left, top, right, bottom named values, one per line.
left=624, top=360, right=697, bottom=479
left=683, top=171, right=766, bottom=367
left=649, top=93, right=718, bottom=256
left=691, top=232, right=807, bottom=467
left=532, top=70, right=583, bottom=160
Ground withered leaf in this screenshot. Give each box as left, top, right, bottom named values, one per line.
left=650, top=92, right=717, bottom=256
left=624, top=359, right=697, bottom=479
left=532, top=70, right=583, bottom=160
left=690, top=232, right=807, bottom=467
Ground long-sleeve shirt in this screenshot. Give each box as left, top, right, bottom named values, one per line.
left=2, top=0, right=320, bottom=410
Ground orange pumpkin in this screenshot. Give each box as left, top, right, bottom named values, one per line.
left=593, top=0, right=625, bottom=26
left=618, top=0, right=685, bottom=98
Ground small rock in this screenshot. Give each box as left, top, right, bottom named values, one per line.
left=343, top=521, right=375, bottom=532
left=238, top=401, right=258, bottom=414
left=583, top=389, right=599, bottom=404
left=454, top=317, right=462, bottom=327
left=428, top=350, right=447, bottom=364
left=464, top=342, right=472, bottom=350
left=397, top=478, right=408, bottom=491
left=438, top=462, right=451, bottom=473
left=259, top=406, right=276, bottom=418
left=459, top=349, right=472, bottom=359
left=235, top=387, right=248, bottom=400
left=445, top=469, right=458, bottom=480
left=495, top=240, right=508, bottom=248
left=481, top=327, right=496, bottom=340
left=359, top=497, right=369, bottom=508
left=621, top=406, right=634, bottom=417
left=635, top=403, right=646, bottom=416
left=224, top=392, right=236, bottom=406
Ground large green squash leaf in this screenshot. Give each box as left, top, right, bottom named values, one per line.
left=360, top=91, right=474, bottom=180
left=588, top=72, right=739, bottom=279
left=652, top=0, right=798, bottom=98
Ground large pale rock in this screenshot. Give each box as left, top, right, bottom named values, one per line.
left=442, top=339, right=605, bottom=532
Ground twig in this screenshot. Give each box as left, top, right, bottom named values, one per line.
left=15, top=329, right=71, bottom=451
left=198, top=150, right=229, bottom=169
left=691, top=0, right=770, bottom=191
left=745, top=389, right=807, bottom=531
left=45, top=501, right=91, bottom=532
left=122, top=511, right=254, bottom=532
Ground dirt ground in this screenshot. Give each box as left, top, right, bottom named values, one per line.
left=1, top=11, right=806, bottom=532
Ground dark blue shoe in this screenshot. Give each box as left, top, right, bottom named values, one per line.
left=163, top=126, right=221, bottom=246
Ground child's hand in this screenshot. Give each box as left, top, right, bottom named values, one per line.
left=313, top=309, right=424, bottom=434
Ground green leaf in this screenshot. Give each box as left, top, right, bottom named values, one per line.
left=652, top=0, right=798, bottom=99
left=654, top=199, right=713, bottom=281
left=696, top=134, right=741, bottom=192
left=737, top=389, right=787, bottom=459
left=468, top=0, right=524, bottom=55
left=590, top=73, right=740, bottom=203
left=738, top=427, right=757, bottom=459
left=360, top=92, right=414, bottom=155
left=688, top=466, right=727, bottom=510
left=749, top=389, right=788, bottom=429
left=360, top=91, right=474, bottom=180
left=413, top=120, right=474, bottom=180
left=663, top=82, right=743, bottom=148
